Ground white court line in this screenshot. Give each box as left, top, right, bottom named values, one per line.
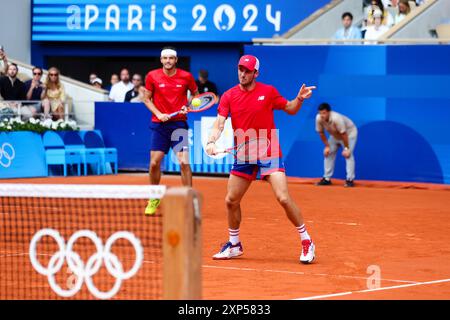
left=202, top=265, right=417, bottom=284
left=295, top=278, right=450, bottom=300
left=1, top=252, right=426, bottom=287
left=296, top=292, right=354, bottom=300
left=306, top=220, right=360, bottom=226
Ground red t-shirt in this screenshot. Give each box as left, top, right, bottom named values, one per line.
left=218, top=82, right=288, bottom=158
left=145, top=68, right=198, bottom=123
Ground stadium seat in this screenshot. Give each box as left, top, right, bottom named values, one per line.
left=61, top=131, right=102, bottom=175
left=42, top=131, right=81, bottom=176
left=82, top=131, right=118, bottom=174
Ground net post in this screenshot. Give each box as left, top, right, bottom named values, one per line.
left=162, top=187, right=202, bottom=299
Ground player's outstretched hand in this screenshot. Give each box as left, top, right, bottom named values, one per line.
left=206, top=142, right=217, bottom=156
left=297, top=84, right=317, bottom=100
left=157, top=113, right=170, bottom=122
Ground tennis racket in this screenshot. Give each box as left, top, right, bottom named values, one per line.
left=168, top=92, right=217, bottom=119
left=214, top=138, right=270, bottom=162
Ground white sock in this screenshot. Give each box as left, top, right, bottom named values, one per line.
left=229, top=228, right=240, bottom=245
left=296, top=224, right=311, bottom=241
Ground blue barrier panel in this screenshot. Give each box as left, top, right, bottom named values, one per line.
left=95, top=103, right=152, bottom=170
left=0, top=132, right=47, bottom=179
left=95, top=102, right=231, bottom=174
left=244, top=45, right=450, bottom=184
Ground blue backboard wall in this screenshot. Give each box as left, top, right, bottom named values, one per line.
left=244, top=44, right=450, bottom=184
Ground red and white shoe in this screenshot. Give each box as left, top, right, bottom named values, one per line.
left=300, top=239, right=315, bottom=264
left=212, top=241, right=243, bottom=260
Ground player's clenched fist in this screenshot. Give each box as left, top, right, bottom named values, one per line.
left=157, top=113, right=170, bottom=122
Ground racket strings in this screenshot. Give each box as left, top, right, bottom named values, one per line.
left=189, top=94, right=216, bottom=111
left=236, top=138, right=270, bottom=162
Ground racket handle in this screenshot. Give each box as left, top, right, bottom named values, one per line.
left=168, top=111, right=179, bottom=118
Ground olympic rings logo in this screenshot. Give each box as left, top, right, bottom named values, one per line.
left=29, top=228, right=143, bottom=300
left=0, top=143, right=15, bottom=168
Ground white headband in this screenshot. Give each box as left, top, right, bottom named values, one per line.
left=161, top=49, right=177, bottom=57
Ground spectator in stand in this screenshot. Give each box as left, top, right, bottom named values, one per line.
left=366, top=0, right=394, bottom=27
left=91, top=77, right=103, bottom=89
left=365, top=9, right=390, bottom=43
left=108, top=73, right=119, bottom=91
left=196, top=69, right=218, bottom=95
left=333, top=12, right=362, bottom=42
left=365, top=0, right=394, bottom=7
left=109, top=68, right=133, bottom=102
left=25, top=67, right=45, bottom=101
left=41, top=67, right=66, bottom=120
left=0, top=63, right=26, bottom=101
left=0, top=45, right=9, bottom=76
left=0, top=63, right=30, bottom=119
left=125, top=73, right=145, bottom=102
left=89, top=73, right=97, bottom=85
left=23, top=66, right=45, bottom=117
left=394, top=0, right=411, bottom=24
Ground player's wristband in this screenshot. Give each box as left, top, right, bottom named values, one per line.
left=206, top=141, right=215, bottom=145
left=296, top=96, right=304, bottom=102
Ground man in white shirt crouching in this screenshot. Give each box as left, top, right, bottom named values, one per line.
left=315, top=103, right=358, bottom=187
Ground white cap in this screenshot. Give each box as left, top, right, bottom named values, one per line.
left=91, top=77, right=102, bottom=85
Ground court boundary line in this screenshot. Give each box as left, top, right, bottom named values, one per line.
left=202, top=264, right=418, bottom=284
left=295, top=278, right=450, bottom=300
left=1, top=252, right=418, bottom=285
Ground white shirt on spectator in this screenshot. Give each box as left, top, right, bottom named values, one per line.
left=109, top=81, right=133, bottom=102
left=394, top=13, right=406, bottom=25
left=315, top=111, right=358, bottom=139
left=364, top=25, right=390, bottom=44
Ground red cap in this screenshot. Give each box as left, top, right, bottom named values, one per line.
left=238, top=55, right=260, bottom=71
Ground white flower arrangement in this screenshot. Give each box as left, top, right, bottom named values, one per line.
left=0, top=117, right=79, bottom=133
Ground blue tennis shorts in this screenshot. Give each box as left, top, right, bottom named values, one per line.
left=230, top=158, right=286, bottom=181
left=150, top=121, right=189, bottom=154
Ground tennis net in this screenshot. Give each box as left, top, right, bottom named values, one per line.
left=0, top=183, right=201, bottom=300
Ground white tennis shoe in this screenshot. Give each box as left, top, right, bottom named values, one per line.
left=300, top=239, right=315, bottom=264
left=212, top=241, right=243, bottom=260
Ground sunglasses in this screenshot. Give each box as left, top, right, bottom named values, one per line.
left=33, top=72, right=42, bottom=75
left=49, top=73, right=59, bottom=76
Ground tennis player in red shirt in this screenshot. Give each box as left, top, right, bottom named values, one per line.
left=144, top=47, right=199, bottom=215
left=206, top=55, right=317, bottom=263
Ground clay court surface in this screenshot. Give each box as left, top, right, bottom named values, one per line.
left=2, top=174, right=450, bottom=300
